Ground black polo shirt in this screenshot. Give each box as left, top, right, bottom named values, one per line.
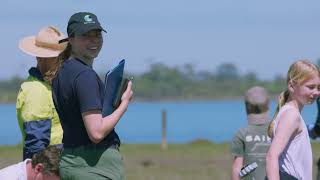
left=52, top=58, right=120, bottom=148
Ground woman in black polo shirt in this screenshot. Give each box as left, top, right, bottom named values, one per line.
left=52, top=12, right=132, bottom=180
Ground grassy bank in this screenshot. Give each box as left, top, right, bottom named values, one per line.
left=1, top=142, right=320, bottom=179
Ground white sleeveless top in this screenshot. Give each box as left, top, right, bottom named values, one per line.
left=273, top=105, right=312, bottom=180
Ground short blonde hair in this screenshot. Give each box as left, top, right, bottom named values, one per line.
left=245, top=86, right=269, bottom=114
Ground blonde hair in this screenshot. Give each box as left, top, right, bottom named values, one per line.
left=267, top=60, right=320, bottom=137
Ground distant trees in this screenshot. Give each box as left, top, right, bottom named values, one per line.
left=0, top=76, right=24, bottom=103
left=131, top=62, right=285, bottom=100
left=316, top=58, right=320, bottom=67
left=216, top=63, right=239, bottom=81
left=0, top=62, right=287, bottom=102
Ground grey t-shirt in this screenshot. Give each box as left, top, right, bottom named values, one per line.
left=230, top=123, right=271, bottom=180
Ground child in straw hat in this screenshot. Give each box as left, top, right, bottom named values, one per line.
left=17, top=26, right=67, bottom=160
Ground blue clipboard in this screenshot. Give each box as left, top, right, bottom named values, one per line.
left=102, top=59, right=125, bottom=117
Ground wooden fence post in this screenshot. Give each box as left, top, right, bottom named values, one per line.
left=161, top=109, right=168, bottom=150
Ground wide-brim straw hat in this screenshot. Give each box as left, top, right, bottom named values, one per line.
left=19, top=26, right=67, bottom=58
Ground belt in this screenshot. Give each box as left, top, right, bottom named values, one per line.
left=68, top=142, right=120, bottom=151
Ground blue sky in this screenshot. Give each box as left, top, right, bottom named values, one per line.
left=1, top=0, right=320, bottom=80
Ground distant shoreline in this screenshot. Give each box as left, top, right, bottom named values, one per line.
left=114, top=94, right=279, bottom=103
left=0, top=95, right=280, bottom=104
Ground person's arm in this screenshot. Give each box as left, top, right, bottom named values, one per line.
left=310, top=98, right=320, bottom=138
left=266, top=109, right=300, bottom=180
left=83, top=81, right=133, bottom=143
left=232, top=156, right=243, bottom=180
left=16, top=84, right=53, bottom=159
left=16, top=88, right=25, bottom=136
left=230, top=129, right=245, bottom=180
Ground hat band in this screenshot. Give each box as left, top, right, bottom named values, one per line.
left=35, top=39, right=65, bottom=51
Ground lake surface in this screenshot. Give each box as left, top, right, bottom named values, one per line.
left=0, top=100, right=318, bottom=145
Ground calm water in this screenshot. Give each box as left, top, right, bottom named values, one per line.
left=0, top=100, right=318, bottom=145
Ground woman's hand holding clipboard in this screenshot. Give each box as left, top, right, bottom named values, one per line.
left=113, top=76, right=134, bottom=108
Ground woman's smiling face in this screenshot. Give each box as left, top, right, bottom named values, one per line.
left=69, top=29, right=103, bottom=61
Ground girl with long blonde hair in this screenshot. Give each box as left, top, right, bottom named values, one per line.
left=266, top=60, right=320, bottom=180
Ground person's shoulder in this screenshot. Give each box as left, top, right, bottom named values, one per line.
left=20, top=76, right=47, bottom=92
left=279, top=104, right=299, bottom=115
left=230, top=128, right=246, bottom=154
left=278, top=105, right=300, bottom=123
left=65, top=59, right=95, bottom=75
left=0, top=161, right=25, bottom=179
left=233, top=127, right=248, bottom=139
left=64, top=58, right=90, bottom=69
left=59, top=58, right=95, bottom=80
left=238, top=127, right=249, bottom=134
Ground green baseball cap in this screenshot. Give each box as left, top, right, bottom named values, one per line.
left=59, top=12, right=106, bottom=43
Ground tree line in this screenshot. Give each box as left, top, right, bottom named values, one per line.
left=130, top=62, right=286, bottom=101
left=0, top=62, right=288, bottom=103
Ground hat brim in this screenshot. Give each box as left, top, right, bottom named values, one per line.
left=19, top=36, right=65, bottom=58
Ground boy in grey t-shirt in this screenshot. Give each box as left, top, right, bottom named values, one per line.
left=230, top=86, right=271, bottom=180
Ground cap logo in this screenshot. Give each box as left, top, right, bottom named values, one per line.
left=84, top=15, right=93, bottom=22
left=83, top=15, right=95, bottom=24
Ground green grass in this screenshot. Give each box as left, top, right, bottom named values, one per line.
left=121, top=143, right=231, bottom=180
left=0, top=144, right=22, bottom=168
left=1, top=142, right=320, bottom=179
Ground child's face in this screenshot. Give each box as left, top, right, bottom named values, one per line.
left=293, top=75, right=320, bottom=105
